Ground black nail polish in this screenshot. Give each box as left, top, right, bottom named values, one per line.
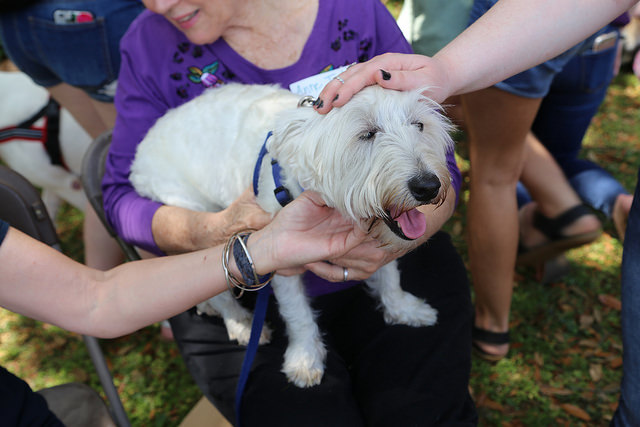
left=333, top=94, right=339, bottom=102
left=380, top=69, right=391, bottom=80
left=313, top=98, right=324, bottom=109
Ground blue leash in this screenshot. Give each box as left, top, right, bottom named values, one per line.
left=237, top=130, right=294, bottom=426
left=234, top=285, right=271, bottom=426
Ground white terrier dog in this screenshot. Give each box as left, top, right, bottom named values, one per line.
left=130, top=83, right=454, bottom=387
left=0, top=70, right=91, bottom=218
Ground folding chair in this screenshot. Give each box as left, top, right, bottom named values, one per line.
left=0, top=165, right=130, bottom=427
left=81, top=130, right=141, bottom=262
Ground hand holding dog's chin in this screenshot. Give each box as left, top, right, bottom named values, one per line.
left=326, top=197, right=455, bottom=280
left=248, top=191, right=366, bottom=275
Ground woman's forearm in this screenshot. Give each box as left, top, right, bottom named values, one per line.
left=151, top=205, right=230, bottom=254
left=0, top=227, right=229, bottom=338
left=437, top=0, right=637, bottom=98
left=151, top=187, right=273, bottom=254
left=0, top=191, right=367, bottom=338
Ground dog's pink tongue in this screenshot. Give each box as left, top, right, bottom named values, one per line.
left=392, top=207, right=426, bottom=240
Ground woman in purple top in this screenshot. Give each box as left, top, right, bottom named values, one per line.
left=104, top=0, right=475, bottom=424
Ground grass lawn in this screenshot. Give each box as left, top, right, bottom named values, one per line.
left=1, top=8, right=639, bottom=426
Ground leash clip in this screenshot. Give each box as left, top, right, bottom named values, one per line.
left=297, top=95, right=316, bottom=108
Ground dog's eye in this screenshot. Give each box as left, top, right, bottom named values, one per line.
left=359, top=130, right=377, bottom=141
left=412, top=121, right=424, bottom=132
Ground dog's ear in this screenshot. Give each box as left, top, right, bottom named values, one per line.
left=271, top=106, right=317, bottom=142
left=268, top=106, right=325, bottom=190
left=269, top=106, right=321, bottom=163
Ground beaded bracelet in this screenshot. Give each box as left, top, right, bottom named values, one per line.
left=222, top=230, right=275, bottom=298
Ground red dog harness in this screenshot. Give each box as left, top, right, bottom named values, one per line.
left=0, top=98, right=66, bottom=169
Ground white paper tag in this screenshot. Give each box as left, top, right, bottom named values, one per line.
left=289, top=65, right=351, bottom=98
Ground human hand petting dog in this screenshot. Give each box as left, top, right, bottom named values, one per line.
left=314, top=53, right=452, bottom=114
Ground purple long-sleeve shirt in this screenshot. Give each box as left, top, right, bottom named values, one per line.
left=103, top=0, right=461, bottom=296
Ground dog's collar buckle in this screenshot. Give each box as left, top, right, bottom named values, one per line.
left=252, top=131, right=295, bottom=207
left=273, top=185, right=293, bottom=207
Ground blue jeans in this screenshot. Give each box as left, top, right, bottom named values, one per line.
left=0, top=0, right=144, bottom=102
left=611, top=171, right=640, bottom=426
left=514, top=24, right=629, bottom=218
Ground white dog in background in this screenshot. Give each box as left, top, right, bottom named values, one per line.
left=0, top=70, right=91, bottom=217
left=130, top=83, right=454, bottom=387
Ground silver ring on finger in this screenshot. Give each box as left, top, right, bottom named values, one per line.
left=343, top=267, right=349, bottom=282
left=334, top=75, right=345, bottom=84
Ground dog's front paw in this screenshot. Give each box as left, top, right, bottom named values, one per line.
left=281, top=343, right=327, bottom=388
left=225, top=318, right=272, bottom=345
left=383, top=292, right=438, bottom=327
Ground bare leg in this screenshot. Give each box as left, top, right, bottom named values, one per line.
left=463, top=88, right=541, bottom=358
left=83, top=204, right=124, bottom=269
left=519, top=132, right=601, bottom=248
left=90, top=98, right=117, bottom=130
left=47, top=83, right=110, bottom=139
left=47, top=83, right=123, bottom=270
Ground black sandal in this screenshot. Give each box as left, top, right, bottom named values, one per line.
left=517, top=204, right=601, bottom=267
left=472, top=325, right=510, bottom=363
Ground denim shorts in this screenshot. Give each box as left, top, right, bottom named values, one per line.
left=468, top=0, right=619, bottom=98
left=0, top=0, right=144, bottom=102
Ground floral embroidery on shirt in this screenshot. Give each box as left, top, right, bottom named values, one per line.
left=170, top=42, right=228, bottom=98
left=188, top=61, right=223, bottom=88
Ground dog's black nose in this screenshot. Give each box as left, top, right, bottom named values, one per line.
left=408, top=172, right=441, bottom=203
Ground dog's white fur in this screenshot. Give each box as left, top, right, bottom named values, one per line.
left=0, top=70, right=91, bottom=217
left=130, top=83, right=454, bottom=387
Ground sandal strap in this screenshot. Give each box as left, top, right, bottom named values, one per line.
left=533, top=204, right=592, bottom=240
left=472, top=325, right=510, bottom=345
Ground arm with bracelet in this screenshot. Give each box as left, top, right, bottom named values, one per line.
left=0, top=191, right=365, bottom=338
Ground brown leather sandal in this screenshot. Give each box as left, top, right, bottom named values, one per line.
left=472, top=324, right=510, bottom=363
